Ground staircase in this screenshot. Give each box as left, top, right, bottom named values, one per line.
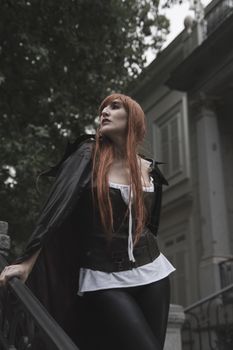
left=182, top=279, right=233, bottom=350
left=0, top=220, right=79, bottom=350
left=0, top=254, right=79, bottom=350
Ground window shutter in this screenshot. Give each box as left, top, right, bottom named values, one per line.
left=154, top=103, right=186, bottom=182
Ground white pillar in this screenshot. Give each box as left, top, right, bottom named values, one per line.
left=196, top=105, right=231, bottom=297
left=164, top=304, right=185, bottom=350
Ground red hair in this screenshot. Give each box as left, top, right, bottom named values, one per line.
left=92, top=93, right=146, bottom=245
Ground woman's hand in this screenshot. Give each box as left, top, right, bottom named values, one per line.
left=0, top=249, right=41, bottom=287
left=0, top=262, right=30, bottom=286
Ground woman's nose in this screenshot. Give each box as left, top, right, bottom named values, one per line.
left=102, top=107, right=110, bottom=117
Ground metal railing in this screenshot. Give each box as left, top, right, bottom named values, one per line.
left=182, top=283, right=233, bottom=350
left=0, top=255, right=79, bottom=350
left=205, top=0, right=233, bottom=36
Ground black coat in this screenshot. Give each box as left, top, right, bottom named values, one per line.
left=15, top=135, right=168, bottom=342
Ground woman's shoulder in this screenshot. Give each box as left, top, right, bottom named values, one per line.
left=138, top=154, right=168, bottom=186
left=139, top=156, right=151, bottom=168
left=40, top=134, right=95, bottom=178
left=138, top=157, right=152, bottom=177
left=64, top=134, right=95, bottom=156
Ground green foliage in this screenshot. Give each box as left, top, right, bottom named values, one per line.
left=162, top=0, right=186, bottom=7
left=0, top=0, right=170, bottom=256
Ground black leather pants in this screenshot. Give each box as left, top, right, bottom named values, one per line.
left=75, top=276, right=170, bottom=350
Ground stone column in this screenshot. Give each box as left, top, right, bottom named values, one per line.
left=196, top=100, right=231, bottom=297
left=0, top=221, right=11, bottom=257
left=164, top=304, right=185, bottom=350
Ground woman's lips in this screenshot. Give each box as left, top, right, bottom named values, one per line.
left=102, top=120, right=111, bottom=125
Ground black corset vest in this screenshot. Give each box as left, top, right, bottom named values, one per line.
left=75, top=183, right=160, bottom=272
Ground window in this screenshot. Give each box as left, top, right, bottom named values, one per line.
left=159, top=113, right=182, bottom=178
left=153, top=99, right=190, bottom=185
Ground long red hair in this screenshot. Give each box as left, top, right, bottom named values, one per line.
left=92, top=93, right=146, bottom=245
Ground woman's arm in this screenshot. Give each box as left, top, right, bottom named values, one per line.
left=0, top=138, right=93, bottom=287
left=0, top=248, right=41, bottom=286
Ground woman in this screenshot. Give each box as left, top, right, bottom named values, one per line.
left=0, top=94, right=175, bottom=350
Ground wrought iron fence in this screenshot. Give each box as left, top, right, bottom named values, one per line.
left=205, top=0, right=233, bottom=36
left=0, top=255, right=79, bottom=350
left=182, top=283, right=233, bottom=350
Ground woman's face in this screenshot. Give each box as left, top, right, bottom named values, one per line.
left=99, top=99, right=128, bottom=139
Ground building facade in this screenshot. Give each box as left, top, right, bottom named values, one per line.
left=132, top=0, right=233, bottom=307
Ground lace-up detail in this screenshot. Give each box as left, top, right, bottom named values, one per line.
left=109, top=180, right=154, bottom=262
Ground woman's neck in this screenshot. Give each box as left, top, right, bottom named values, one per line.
left=112, top=141, right=127, bottom=161
left=113, top=148, right=127, bottom=162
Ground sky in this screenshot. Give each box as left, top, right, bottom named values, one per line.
left=146, top=0, right=212, bottom=65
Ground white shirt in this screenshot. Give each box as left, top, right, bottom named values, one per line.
left=78, top=181, right=175, bottom=295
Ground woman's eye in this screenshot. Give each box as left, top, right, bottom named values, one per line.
left=111, top=102, right=120, bottom=109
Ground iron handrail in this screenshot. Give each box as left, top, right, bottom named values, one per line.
left=184, top=282, right=233, bottom=313
left=0, top=254, right=79, bottom=350
left=182, top=283, right=233, bottom=349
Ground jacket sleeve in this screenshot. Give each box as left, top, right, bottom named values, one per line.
left=15, top=140, right=94, bottom=263
left=147, top=161, right=168, bottom=236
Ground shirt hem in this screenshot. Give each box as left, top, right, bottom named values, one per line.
left=77, top=268, right=175, bottom=296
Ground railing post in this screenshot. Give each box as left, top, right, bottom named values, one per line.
left=164, top=304, right=185, bottom=350
left=0, top=221, right=11, bottom=257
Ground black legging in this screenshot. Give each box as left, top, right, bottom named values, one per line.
left=75, top=276, right=170, bottom=350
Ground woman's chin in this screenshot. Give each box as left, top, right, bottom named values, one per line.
left=100, top=128, right=113, bottom=138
